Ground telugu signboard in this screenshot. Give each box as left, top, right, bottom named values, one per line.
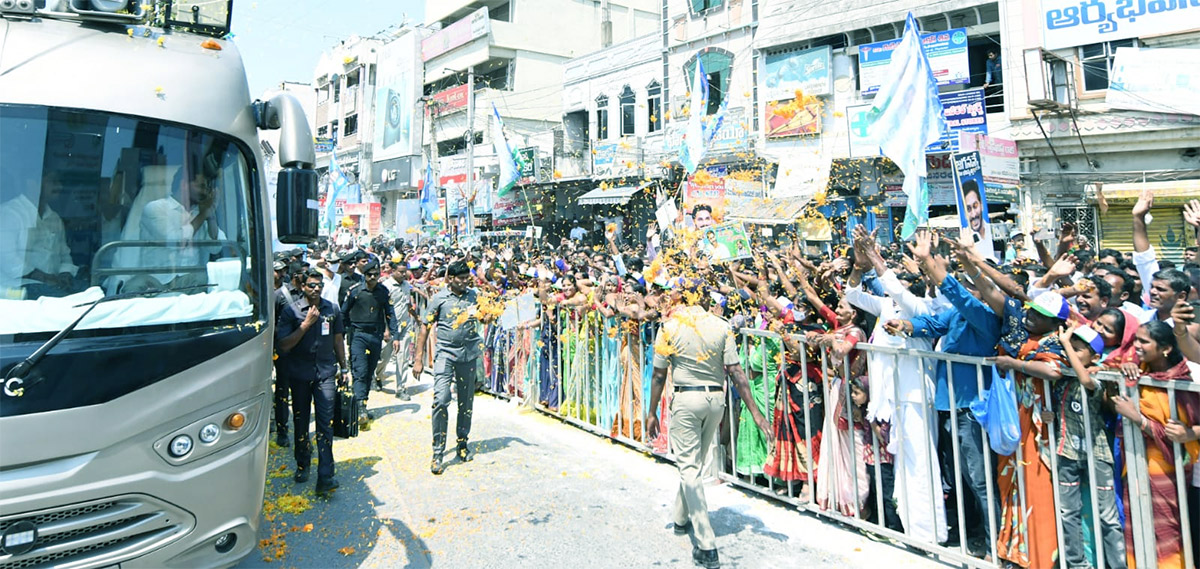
left=928, top=88, right=987, bottom=153
left=421, top=7, right=490, bottom=61
left=1040, top=0, right=1200, bottom=50
left=859, top=28, right=970, bottom=94
left=761, top=46, right=833, bottom=101
left=431, top=84, right=470, bottom=116
left=666, top=108, right=750, bottom=157
left=593, top=139, right=642, bottom=179
left=959, top=132, right=1020, bottom=195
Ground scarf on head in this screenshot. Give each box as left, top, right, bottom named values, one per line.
left=1103, top=309, right=1141, bottom=369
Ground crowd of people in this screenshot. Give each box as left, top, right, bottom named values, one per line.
left=271, top=191, right=1200, bottom=569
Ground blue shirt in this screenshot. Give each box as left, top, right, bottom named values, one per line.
left=908, top=275, right=1000, bottom=411
left=276, top=298, right=345, bottom=380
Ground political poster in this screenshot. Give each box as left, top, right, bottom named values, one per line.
left=698, top=222, right=753, bottom=262
left=683, top=171, right=727, bottom=225
left=951, top=151, right=997, bottom=261
left=959, top=133, right=1020, bottom=203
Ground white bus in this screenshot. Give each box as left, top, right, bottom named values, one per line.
left=0, top=1, right=317, bottom=567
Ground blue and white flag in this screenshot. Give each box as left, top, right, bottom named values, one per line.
left=491, top=103, right=519, bottom=195
left=867, top=12, right=947, bottom=239
left=679, top=58, right=709, bottom=174
left=324, top=150, right=351, bottom=234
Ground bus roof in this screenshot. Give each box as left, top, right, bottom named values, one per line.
left=0, top=16, right=258, bottom=145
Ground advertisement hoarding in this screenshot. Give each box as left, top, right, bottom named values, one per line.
left=431, top=84, right=470, bottom=116
left=373, top=32, right=421, bottom=162
left=761, top=46, right=833, bottom=101
left=928, top=88, right=987, bottom=153
left=764, top=100, right=822, bottom=139
left=859, top=28, right=970, bottom=94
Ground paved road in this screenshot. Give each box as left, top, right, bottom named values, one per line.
left=237, top=373, right=946, bottom=569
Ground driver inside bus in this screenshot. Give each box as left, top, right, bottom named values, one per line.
left=125, top=164, right=224, bottom=292
left=0, top=170, right=82, bottom=299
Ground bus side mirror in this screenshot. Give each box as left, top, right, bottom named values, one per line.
left=276, top=167, right=318, bottom=243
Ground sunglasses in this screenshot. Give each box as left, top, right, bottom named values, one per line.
left=365, top=272, right=381, bottom=278
left=302, top=282, right=322, bottom=289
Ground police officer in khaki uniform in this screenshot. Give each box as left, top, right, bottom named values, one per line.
left=646, top=279, right=772, bottom=569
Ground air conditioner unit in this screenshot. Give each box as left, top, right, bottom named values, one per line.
left=1024, top=48, right=1074, bottom=111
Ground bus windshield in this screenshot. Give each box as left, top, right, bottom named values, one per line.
left=0, top=104, right=260, bottom=337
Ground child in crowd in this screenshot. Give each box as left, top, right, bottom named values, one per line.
left=852, top=375, right=902, bottom=533
left=1057, top=325, right=1127, bottom=569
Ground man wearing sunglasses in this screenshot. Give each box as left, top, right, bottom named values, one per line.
left=276, top=269, right=348, bottom=494
left=341, top=260, right=401, bottom=426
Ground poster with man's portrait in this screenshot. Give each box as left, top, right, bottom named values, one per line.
left=951, top=151, right=997, bottom=261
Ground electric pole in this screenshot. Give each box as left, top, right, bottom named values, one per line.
left=465, top=65, right=475, bottom=239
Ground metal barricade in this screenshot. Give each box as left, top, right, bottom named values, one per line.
left=472, top=302, right=1199, bottom=569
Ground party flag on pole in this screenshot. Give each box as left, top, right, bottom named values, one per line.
left=867, top=12, right=947, bottom=239
left=491, top=103, right=519, bottom=195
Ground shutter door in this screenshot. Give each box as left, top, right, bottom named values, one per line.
left=1099, top=206, right=1191, bottom=263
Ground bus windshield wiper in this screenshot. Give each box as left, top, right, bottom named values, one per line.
left=3, top=285, right=214, bottom=396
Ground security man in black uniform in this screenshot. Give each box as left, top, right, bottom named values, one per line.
left=271, top=259, right=303, bottom=448
left=341, top=260, right=400, bottom=425
left=276, top=268, right=348, bottom=494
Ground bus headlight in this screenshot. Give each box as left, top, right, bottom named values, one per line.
left=198, top=423, right=220, bottom=444
left=168, top=435, right=194, bottom=458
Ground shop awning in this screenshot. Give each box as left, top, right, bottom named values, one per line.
left=724, top=197, right=807, bottom=225
left=577, top=184, right=647, bottom=206
left=1099, top=179, right=1200, bottom=204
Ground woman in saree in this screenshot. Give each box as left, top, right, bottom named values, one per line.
left=1114, top=321, right=1200, bottom=569
left=606, top=286, right=649, bottom=441
left=540, top=274, right=588, bottom=416
left=792, top=263, right=869, bottom=517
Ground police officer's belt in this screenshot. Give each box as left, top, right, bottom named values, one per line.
left=350, top=324, right=381, bottom=333
left=674, top=385, right=723, bottom=393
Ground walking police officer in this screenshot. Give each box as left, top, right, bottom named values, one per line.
left=645, top=279, right=771, bottom=569
left=276, top=268, right=348, bottom=495
left=413, top=260, right=490, bottom=475
left=374, top=258, right=418, bottom=400
left=341, top=260, right=400, bottom=425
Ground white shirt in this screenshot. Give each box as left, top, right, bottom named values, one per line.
left=844, top=270, right=938, bottom=424
left=1132, top=246, right=1160, bottom=308
left=569, top=226, right=587, bottom=240
left=139, top=195, right=223, bottom=285
left=320, top=271, right=342, bottom=306
left=0, top=195, right=79, bottom=291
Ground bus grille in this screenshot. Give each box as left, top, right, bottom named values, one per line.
left=0, top=496, right=192, bottom=569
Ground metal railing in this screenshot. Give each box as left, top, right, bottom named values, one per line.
left=474, top=303, right=1199, bottom=569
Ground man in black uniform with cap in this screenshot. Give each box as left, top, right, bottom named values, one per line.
left=341, top=260, right=400, bottom=425
left=276, top=268, right=348, bottom=494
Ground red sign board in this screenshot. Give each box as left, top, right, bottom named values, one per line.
left=432, top=84, right=469, bottom=116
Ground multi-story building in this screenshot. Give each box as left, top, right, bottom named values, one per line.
left=560, top=32, right=664, bottom=235
left=1002, top=1, right=1200, bottom=260
left=420, top=0, right=658, bottom=232
left=312, top=35, right=385, bottom=232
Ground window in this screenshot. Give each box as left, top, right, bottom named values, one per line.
left=596, top=95, right=609, bottom=140
left=317, top=125, right=329, bottom=137
left=647, top=81, right=662, bottom=133
left=345, top=68, right=360, bottom=89
left=684, top=50, right=733, bottom=115
left=333, top=83, right=340, bottom=104
left=690, top=0, right=722, bottom=13
left=619, top=86, right=636, bottom=137
left=0, top=104, right=258, bottom=331
left=476, top=59, right=513, bottom=91
left=344, top=114, right=358, bottom=136
left=1080, top=39, right=1135, bottom=91
left=491, top=1, right=512, bottom=22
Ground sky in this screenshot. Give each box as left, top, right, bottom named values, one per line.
left=232, top=0, right=425, bottom=96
